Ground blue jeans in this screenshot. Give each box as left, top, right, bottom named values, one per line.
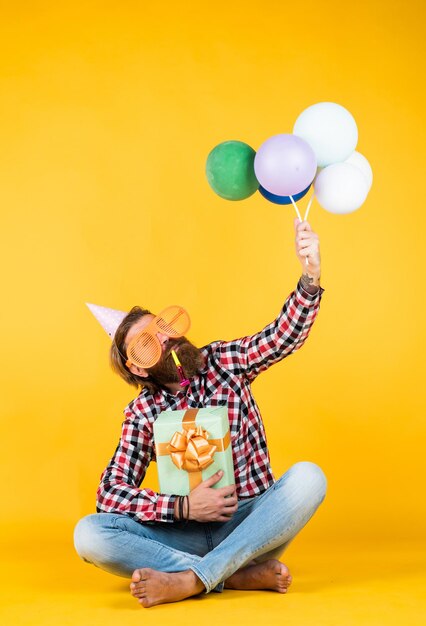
left=74, top=461, right=327, bottom=593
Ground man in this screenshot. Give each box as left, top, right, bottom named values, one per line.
left=74, top=218, right=327, bottom=608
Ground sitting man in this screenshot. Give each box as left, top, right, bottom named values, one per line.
left=74, top=218, right=327, bottom=608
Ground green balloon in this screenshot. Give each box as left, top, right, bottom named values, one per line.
left=206, top=140, right=258, bottom=201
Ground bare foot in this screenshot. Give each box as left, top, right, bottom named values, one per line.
left=130, top=568, right=205, bottom=608
left=225, top=559, right=292, bottom=593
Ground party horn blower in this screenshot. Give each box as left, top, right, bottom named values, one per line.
left=171, top=350, right=190, bottom=387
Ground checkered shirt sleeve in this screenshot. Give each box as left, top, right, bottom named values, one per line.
left=96, top=415, right=176, bottom=523
left=217, top=277, right=324, bottom=381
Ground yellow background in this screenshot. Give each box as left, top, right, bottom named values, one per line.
left=1, top=1, right=425, bottom=624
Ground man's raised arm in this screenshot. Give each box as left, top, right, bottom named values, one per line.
left=215, top=219, right=324, bottom=382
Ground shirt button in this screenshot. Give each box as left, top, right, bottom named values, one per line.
left=162, top=515, right=167, bottom=520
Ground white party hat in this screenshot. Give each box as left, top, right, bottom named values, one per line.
left=86, top=303, right=128, bottom=339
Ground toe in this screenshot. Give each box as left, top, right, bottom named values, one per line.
left=132, top=569, right=142, bottom=582
left=133, top=581, right=145, bottom=590
left=130, top=581, right=144, bottom=594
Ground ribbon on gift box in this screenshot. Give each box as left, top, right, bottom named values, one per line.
left=155, top=408, right=231, bottom=490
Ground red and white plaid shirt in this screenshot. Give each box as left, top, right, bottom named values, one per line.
left=96, top=277, right=325, bottom=524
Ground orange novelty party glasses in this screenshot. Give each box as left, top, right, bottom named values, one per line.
left=126, top=305, right=190, bottom=369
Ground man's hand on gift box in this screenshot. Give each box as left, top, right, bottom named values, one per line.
left=174, top=471, right=238, bottom=523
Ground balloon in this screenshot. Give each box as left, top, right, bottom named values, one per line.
left=206, top=140, right=258, bottom=200
left=314, top=163, right=369, bottom=214
left=344, top=151, right=373, bottom=191
left=254, top=134, right=317, bottom=197
left=293, top=102, right=358, bottom=167
left=259, top=184, right=311, bottom=205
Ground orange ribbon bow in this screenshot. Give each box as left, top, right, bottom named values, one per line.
left=167, top=426, right=217, bottom=472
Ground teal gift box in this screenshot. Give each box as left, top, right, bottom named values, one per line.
left=153, top=406, right=235, bottom=495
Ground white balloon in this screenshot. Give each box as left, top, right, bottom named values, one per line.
left=314, top=163, right=369, bottom=214
left=344, top=151, right=373, bottom=191
left=294, top=102, right=358, bottom=167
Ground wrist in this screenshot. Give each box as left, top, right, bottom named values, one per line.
left=173, top=498, right=180, bottom=520
left=300, top=271, right=321, bottom=290
left=173, top=495, right=191, bottom=522
left=186, top=494, right=192, bottom=521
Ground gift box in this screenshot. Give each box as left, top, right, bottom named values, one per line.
left=153, top=406, right=235, bottom=495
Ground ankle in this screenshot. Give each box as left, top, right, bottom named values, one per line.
left=224, top=572, right=239, bottom=589
left=186, top=569, right=205, bottom=593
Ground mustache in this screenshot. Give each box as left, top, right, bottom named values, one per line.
left=145, top=335, right=203, bottom=388
left=164, top=338, right=188, bottom=359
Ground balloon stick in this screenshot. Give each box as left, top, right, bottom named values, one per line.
left=289, top=195, right=302, bottom=221
left=289, top=195, right=309, bottom=266
left=304, top=192, right=315, bottom=222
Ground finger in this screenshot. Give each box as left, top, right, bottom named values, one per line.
left=222, top=496, right=238, bottom=506
left=297, top=239, right=314, bottom=250
left=299, top=244, right=318, bottom=257
left=216, top=514, right=234, bottom=522
left=296, top=239, right=318, bottom=252
left=297, top=243, right=318, bottom=257
left=202, top=470, right=224, bottom=488
left=222, top=503, right=238, bottom=514
left=297, top=231, right=317, bottom=240
left=217, top=485, right=237, bottom=497
left=222, top=498, right=238, bottom=508
left=296, top=220, right=312, bottom=232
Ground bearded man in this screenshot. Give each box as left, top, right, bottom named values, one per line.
left=74, top=218, right=327, bottom=608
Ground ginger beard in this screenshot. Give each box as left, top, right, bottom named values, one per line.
left=145, top=338, right=204, bottom=386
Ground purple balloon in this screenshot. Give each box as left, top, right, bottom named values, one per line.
left=254, top=134, right=317, bottom=196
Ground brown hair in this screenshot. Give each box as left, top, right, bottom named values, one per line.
left=109, top=306, right=160, bottom=393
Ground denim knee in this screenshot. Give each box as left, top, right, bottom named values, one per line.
left=73, top=513, right=110, bottom=562
left=288, top=461, right=327, bottom=502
